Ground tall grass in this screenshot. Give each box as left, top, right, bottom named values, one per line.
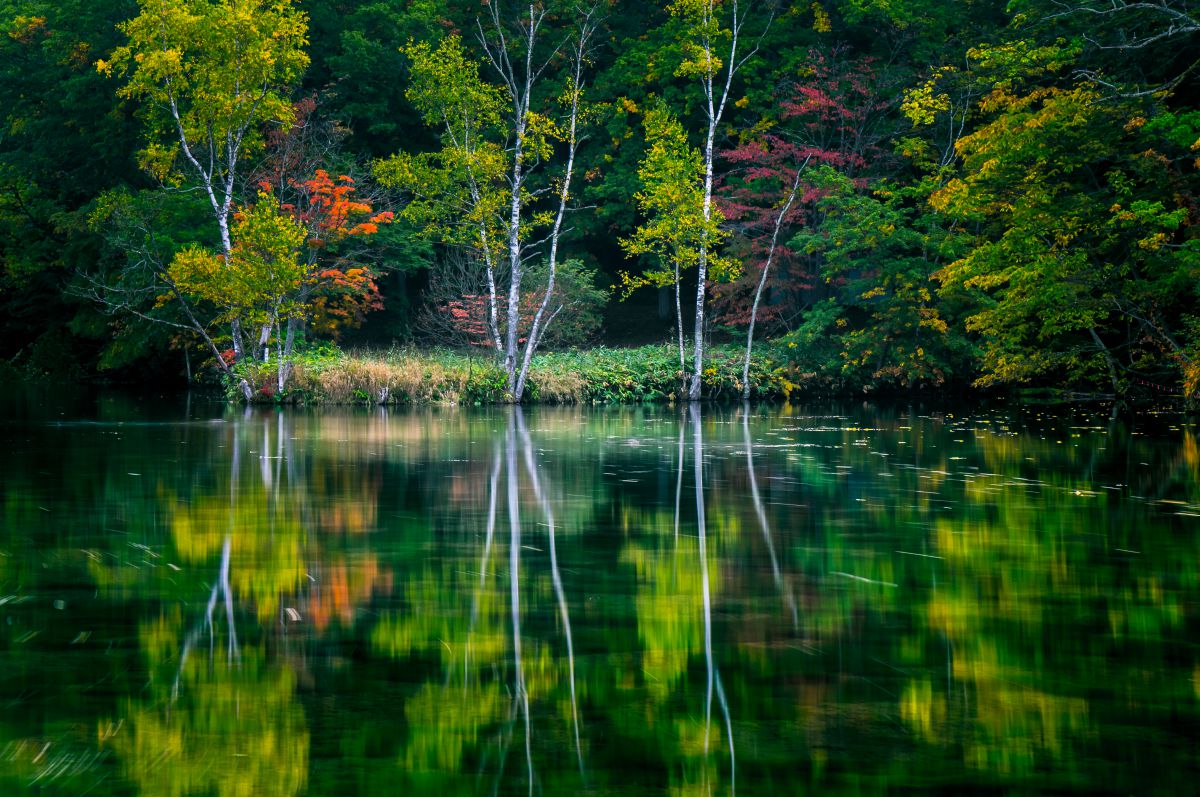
left=231, top=344, right=792, bottom=404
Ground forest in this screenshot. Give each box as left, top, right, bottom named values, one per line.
left=1, top=0, right=1198, bottom=402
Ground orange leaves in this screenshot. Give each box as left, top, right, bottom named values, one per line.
left=259, top=168, right=392, bottom=247
left=293, top=169, right=387, bottom=242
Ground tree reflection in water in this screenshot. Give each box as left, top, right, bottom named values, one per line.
left=2, top=399, right=1199, bottom=795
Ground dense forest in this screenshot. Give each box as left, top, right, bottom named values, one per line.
left=1, top=0, right=1198, bottom=401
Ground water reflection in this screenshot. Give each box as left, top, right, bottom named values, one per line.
left=0, top=398, right=1199, bottom=795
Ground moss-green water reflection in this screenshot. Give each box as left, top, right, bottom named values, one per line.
left=1, top=395, right=1199, bottom=795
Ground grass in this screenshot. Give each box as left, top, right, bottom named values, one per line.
left=231, top=344, right=794, bottom=405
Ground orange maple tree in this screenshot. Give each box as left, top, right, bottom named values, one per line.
left=263, top=168, right=394, bottom=336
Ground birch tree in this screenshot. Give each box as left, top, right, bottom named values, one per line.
left=666, top=0, right=763, bottom=400
left=620, top=102, right=731, bottom=398
left=382, top=3, right=599, bottom=401
left=477, top=1, right=599, bottom=400
left=97, top=0, right=309, bottom=389
left=376, top=36, right=509, bottom=351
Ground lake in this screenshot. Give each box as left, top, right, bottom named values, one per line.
left=1, top=390, right=1198, bottom=795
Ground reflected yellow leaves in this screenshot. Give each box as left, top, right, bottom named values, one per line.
left=402, top=682, right=505, bottom=776
left=105, top=614, right=308, bottom=797
left=163, top=490, right=305, bottom=623
left=13, top=403, right=1200, bottom=796
left=620, top=531, right=707, bottom=699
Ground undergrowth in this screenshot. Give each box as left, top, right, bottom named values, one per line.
left=229, top=344, right=794, bottom=404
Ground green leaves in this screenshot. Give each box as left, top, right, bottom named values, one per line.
left=933, top=80, right=1200, bottom=394
left=620, top=101, right=735, bottom=294
left=168, top=191, right=306, bottom=324
left=374, top=36, right=508, bottom=260
left=99, top=0, right=309, bottom=184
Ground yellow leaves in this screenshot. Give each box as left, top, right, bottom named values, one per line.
left=169, top=191, right=305, bottom=322
left=1137, top=232, right=1169, bottom=251
left=901, top=67, right=954, bottom=127
left=919, top=315, right=949, bottom=334
left=524, top=110, right=562, bottom=161
left=1184, top=360, right=1200, bottom=400
left=669, top=0, right=731, bottom=80
left=620, top=100, right=724, bottom=289
left=928, top=178, right=966, bottom=213
left=102, top=0, right=309, bottom=184
left=810, top=2, right=832, bottom=32
left=676, top=42, right=722, bottom=80
left=137, top=141, right=180, bottom=183
left=6, top=15, right=46, bottom=44
left=900, top=679, right=946, bottom=742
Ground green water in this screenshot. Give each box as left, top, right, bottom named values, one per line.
left=1, top=391, right=1198, bottom=796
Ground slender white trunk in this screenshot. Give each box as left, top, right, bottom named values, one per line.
left=514, top=18, right=593, bottom=399
left=479, top=226, right=504, bottom=351
left=504, top=132, right=525, bottom=397
left=516, top=412, right=584, bottom=774
left=743, top=161, right=806, bottom=399
left=688, top=0, right=742, bottom=401
left=504, top=410, right=534, bottom=795
left=500, top=9, right=537, bottom=399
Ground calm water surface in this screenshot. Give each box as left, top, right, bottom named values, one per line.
left=1, top=391, right=1199, bottom=795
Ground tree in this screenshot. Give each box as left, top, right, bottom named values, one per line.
left=96, top=0, right=309, bottom=394
left=0, top=0, right=148, bottom=376
left=934, top=76, right=1200, bottom=397
left=717, top=47, right=894, bottom=397
left=668, top=0, right=765, bottom=400
left=418, top=250, right=607, bottom=351
left=380, top=3, right=599, bottom=400
left=621, top=101, right=732, bottom=393
left=167, top=191, right=307, bottom=394
left=376, top=35, right=509, bottom=351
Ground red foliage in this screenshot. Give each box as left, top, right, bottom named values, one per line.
left=436, top=291, right=558, bottom=348
left=712, top=47, right=893, bottom=330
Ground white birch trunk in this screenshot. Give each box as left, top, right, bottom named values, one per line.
left=688, top=0, right=742, bottom=401
left=743, top=160, right=806, bottom=399
left=514, top=16, right=594, bottom=400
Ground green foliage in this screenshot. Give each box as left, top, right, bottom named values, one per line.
left=97, top=0, right=309, bottom=184
left=620, top=101, right=735, bottom=294
left=374, top=35, right=508, bottom=261
left=168, top=192, right=307, bottom=325
left=5, top=0, right=1200, bottom=400
left=934, top=82, right=1200, bottom=393
left=527, top=259, right=610, bottom=349
left=785, top=167, right=973, bottom=390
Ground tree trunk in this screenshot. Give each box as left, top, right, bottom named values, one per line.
left=743, top=162, right=805, bottom=399
left=514, top=18, right=592, bottom=401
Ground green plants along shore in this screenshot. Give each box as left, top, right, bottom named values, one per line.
left=227, top=345, right=795, bottom=404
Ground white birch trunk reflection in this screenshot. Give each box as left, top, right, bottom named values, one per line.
left=689, top=403, right=735, bottom=793
left=465, top=447, right=502, bottom=683
left=503, top=410, right=534, bottom=797
left=516, top=410, right=585, bottom=778
left=742, top=406, right=799, bottom=628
